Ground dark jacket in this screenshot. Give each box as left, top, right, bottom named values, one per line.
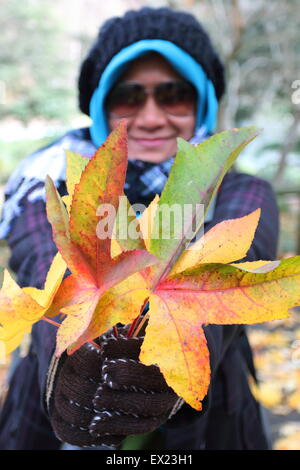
left=0, top=129, right=279, bottom=450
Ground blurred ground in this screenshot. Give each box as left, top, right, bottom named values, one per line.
left=247, top=307, right=300, bottom=450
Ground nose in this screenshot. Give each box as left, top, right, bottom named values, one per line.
left=133, top=94, right=168, bottom=129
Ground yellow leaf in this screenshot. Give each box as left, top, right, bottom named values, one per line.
left=111, top=238, right=123, bottom=258
left=250, top=379, right=282, bottom=408
left=134, top=257, right=300, bottom=409
left=140, top=293, right=210, bottom=410
left=164, top=259, right=300, bottom=326
left=0, top=254, right=66, bottom=355
left=23, top=252, right=66, bottom=308
left=231, top=260, right=280, bottom=273
left=0, top=322, right=31, bottom=357
left=113, top=195, right=145, bottom=253
left=170, top=209, right=261, bottom=275
left=0, top=270, right=45, bottom=354
left=65, top=150, right=89, bottom=201
left=57, top=295, right=100, bottom=356
left=139, top=195, right=160, bottom=251
left=45, top=175, right=96, bottom=283
left=62, top=195, right=71, bottom=213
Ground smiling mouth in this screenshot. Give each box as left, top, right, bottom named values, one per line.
left=132, top=137, right=174, bottom=148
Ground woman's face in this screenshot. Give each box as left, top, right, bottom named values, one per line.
left=107, top=54, right=196, bottom=163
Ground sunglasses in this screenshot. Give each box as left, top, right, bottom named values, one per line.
left=105, top=80, right=197, bottom=118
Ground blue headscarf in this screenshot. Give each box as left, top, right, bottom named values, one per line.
left=89, top=39, right=218, bottom=147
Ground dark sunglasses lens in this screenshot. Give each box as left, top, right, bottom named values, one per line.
left=156, top=81, right=196, bottom=116
left=106, top=84, right=145, bottom=117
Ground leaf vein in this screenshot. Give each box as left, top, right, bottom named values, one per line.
left=158, top=295, right=193, bottom=387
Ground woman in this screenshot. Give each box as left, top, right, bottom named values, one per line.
left=0, top=7, right=279, bottom=450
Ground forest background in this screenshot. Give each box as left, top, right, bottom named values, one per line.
left=0, top=0, right=299, bottom=450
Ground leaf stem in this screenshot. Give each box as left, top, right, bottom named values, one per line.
left=127, top=296, right=149, bottom=338
left=42, top=316, right=61, bottom=328
left=132, top=311, right=150, bottom=338
left=90, top=340, right=102, bottom=350
left=126, top=315, right=140, bottom=338
left=113, top=326, right=119, bottom=338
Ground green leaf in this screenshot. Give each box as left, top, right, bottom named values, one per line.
left=149, top=126, right=261, bottom=264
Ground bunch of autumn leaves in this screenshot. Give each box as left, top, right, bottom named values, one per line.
left=1, top=122, right=300, bottom=410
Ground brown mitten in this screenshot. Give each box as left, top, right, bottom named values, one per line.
left=48, top=326, right=182, bottom=448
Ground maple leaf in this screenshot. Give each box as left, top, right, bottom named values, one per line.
left=0, top=252, right=66, bottom=356
left=62, top=150, right=89, bottom=212
left=66, top=127, right=261, bottom=354
left=45, top=121, right=157, bottom=355
left=66, top=126, right=300, bottom=411
left=106, top=210, right=300, bottom=409
left=2, top=122, right=300, bottom=413
left=142, top=256, right=300, bottom=409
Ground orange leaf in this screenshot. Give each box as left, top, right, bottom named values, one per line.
left=45, top=273, right=97, bottom=317
left=43, top=123, right=158, bottom=355
left=62, top=150, right=89, bottom=212
left=65, top=150, right=89, bottom=203
left=0, top=270, right=42, bottom=354
left=139, top=195, right=160, bottom=251
left=24, top=252, right=67, bottom=308
left=68, top=273, right=149, bottom=353
left=45, top=176, right=96, bottom=283
left=69, top=121, right=128, bottom=280
left=47, top=252, right=156, bottom=356
left=160, top=260, right=298, bottom=325
left=102, top=249, right=157, bottom=291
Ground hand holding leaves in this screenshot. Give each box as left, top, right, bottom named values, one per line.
left=1, top=122, right=300, bottom=412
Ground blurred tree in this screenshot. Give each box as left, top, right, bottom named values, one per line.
left=0, top=0, right=75, bottom=123
left=158, top=0, right=300, bottom=254
left=162, top=0, right=300, bottom=187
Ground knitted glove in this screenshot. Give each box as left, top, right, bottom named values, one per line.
left=47, top=327, right=182, bottom=448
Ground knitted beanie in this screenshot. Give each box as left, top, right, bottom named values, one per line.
left=78, top=7, right=225, bottom=116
